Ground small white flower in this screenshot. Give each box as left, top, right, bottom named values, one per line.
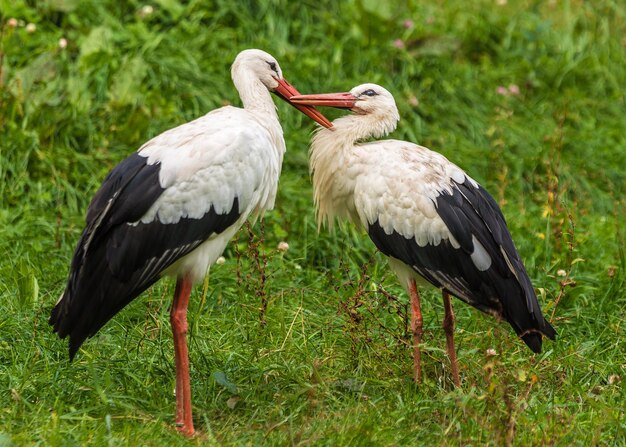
left=215, top=256, right=226, bottom=265
left=140, top=5, right=154, bottom=16
left=608, top=374, right=620, bottom=385
left=486, top=348, right=497, bottom=357
left=557, top=269, right=567, bottom=277
left=58, top=38, right=68, bottom=49
left=277, top=241, right=289, bottom=252
left=7, top=18, right=18, bottom=28
left=25, top=23, right=36, bottom=33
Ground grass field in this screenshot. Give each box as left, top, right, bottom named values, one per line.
left=1, top=0, right=625, bottom=445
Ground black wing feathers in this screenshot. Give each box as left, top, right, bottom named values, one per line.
left=367, top=178, right=555, bottom=353
left=86, top=153, right=163, bottom=227
left=50, top=153, right=242, bottom=359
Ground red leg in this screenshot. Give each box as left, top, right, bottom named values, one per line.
left=170, top=275, right=195, bottom=436
left=408, top=279, right=423, bottom=383
left=442, top=290, right=461, bottom=387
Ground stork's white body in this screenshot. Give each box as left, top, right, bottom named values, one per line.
left=312, top=136, right=485, bottom=276
left=138, top=106, right=285, bottom=282
left=51, top=51, right=294, bottom=353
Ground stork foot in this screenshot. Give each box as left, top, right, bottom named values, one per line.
left=176, top=423, right=195, bottom=437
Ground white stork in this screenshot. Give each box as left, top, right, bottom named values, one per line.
left=49, top=49, right=331, bottom=436
left=291, top=84, right=556, bottom=385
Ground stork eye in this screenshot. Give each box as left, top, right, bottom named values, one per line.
left=361, top=89, right=377, bottom=97
left=267, top=61, right=278, bottom=73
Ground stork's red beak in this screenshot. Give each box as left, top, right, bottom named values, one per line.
left=289, top=92, right=358, bottom=110
left=273, top=78, right=333, bottom=129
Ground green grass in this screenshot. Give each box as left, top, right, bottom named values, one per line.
left=1, top=0, right=625, bottom=445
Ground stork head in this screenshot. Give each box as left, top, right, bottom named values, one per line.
left=231, top=49, right=332, bottom=128
left=290, top=83, right=400, bottom=137
left=232, top=49, right=285, bottom=91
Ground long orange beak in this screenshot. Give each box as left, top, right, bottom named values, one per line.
left=273, top=78, right=333, bottom=129
left=290, top=92, right=357, bottom=110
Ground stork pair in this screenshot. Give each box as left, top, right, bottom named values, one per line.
left=50, top=49, right=555, bottom=436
